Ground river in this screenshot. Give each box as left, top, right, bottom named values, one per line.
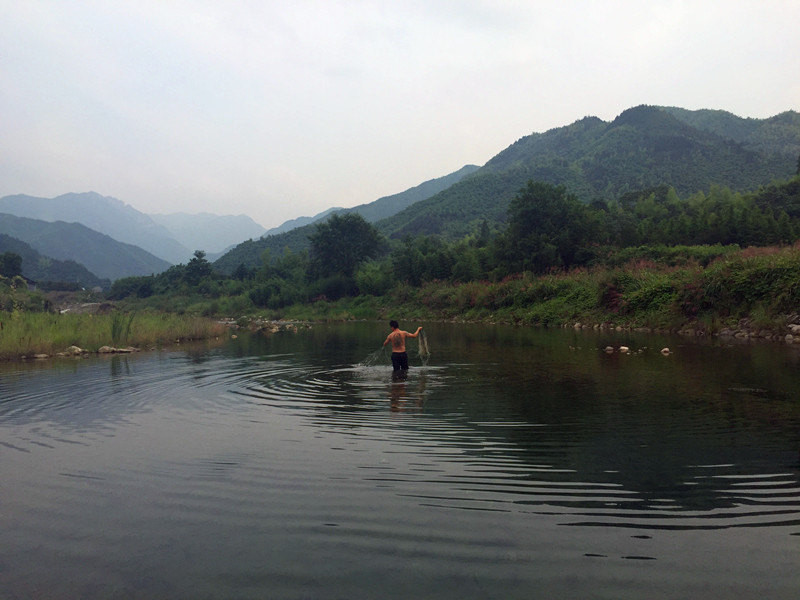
left=1, top=322, right=798, bottom=599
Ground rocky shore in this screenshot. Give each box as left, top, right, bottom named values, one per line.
left=565, top=313, right=800, bottom=344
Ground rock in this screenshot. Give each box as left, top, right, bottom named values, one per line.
left=660, top=347, right=671, bottom=355
left=785, top=334, right=794, bottom=343
left=66, top=345, right=84, bottom=355
left=98, top=346, right=116, bottom=353
left=604, top=346, right=615, bottom=353
left=33, top=353, right=49, bottom=359
left=619, top=346, right=630, bottom=353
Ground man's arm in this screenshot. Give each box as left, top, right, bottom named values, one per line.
left=406, top=326, right=423, bottom=339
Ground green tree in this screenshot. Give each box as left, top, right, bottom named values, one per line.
left=185, top=250, right=213, bottom=286
left=0, top=252, right=22, bottom=278
left=499, top=181, right=600, bottom=273
left=309, top=213, right=382, bottom=279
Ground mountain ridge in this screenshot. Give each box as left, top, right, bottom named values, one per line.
left=213, top=164, right=480, bottom=274
left=0, top=213, right=171, bottom=281
left=376, top=105, right=800, bottom=240
left=0, top=233, right=108, bottom=289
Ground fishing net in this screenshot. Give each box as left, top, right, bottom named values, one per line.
left=358, top=345, right=388, bottom=367
left=418, top=329, right=430, bottom=366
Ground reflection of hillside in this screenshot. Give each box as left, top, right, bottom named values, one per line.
left=267, top=322, right=800, bottom=521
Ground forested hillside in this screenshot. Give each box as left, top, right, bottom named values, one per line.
left=0, top=214, right=171, bottom=280
left=0, top=233, right=108, bottom=289
left=378, top=106, right=800, bottom=240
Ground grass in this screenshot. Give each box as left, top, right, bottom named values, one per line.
left=239, top=245, right=800, bottom=335
left=0, top=311, right=228, bottom=360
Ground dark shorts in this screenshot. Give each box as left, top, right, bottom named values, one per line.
left=391, top=351, right=409, bottom=371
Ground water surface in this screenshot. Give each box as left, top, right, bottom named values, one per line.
left=1, top=322, right=799, bottom=598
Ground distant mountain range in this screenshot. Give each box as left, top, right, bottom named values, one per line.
left=0, top=192, right=192, bottom=264
left=3, top=105, right=798, bottom=283
left=261, top=207, right=344, bottom=238
left=0, top=192, right=269, bottom=281
left=213, top=164, right=480, bottom=274
left=150, top=212, right=267, bottom=255
left=214, top=105, right=800, bottom=272
left=0, top=213, right=171, bottom=281
left=0, top=233, right=108, bottom=289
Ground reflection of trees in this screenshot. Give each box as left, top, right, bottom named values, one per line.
left=293, top=323, right=800, bottom=519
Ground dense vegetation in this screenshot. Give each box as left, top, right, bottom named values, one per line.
left=91, top=175, right=800, bottom=335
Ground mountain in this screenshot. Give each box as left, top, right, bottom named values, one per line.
left=150, top=212, right=267, bottom=254
left=377, top=105, right=800, bottom=239
left=0, top=213, right=171, bottom=280
left=0, top=233, right=108, bottom=289
left=661, top=107, right=800, bottom=156
left=213, top=164, right=480, bottom=274
left=261, top=207, right=344, bottom=237
left=0, top=192, right=191, bottom=264
left=344, top=164, right=480, bottom=222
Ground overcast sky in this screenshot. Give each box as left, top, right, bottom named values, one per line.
left=2, top=1, right=799, bottom=229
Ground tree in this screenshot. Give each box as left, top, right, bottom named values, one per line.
left=0, top=252, right=22, bottom=278
left=309, top=213, right=382, bottom=279
left=185, top=250, right=213, bottom=286
left=499, top=181, right=599, bottom=273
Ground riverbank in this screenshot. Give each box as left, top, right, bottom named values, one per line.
left=0, top=311, right=229, bottom=361
left=247, top=245, right=800, bottom=345
left=5, top=244, right=800, bottom=359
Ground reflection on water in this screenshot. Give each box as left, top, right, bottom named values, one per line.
left=1, top=322, right=799, bottom=599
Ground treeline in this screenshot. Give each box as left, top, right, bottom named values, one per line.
left=106, top=177, right=800, bottom=315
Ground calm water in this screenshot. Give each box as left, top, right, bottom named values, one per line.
left=1, top=322, right=799, bottom=599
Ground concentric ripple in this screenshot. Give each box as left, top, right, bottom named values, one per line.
left=1, top=325, right=799, bottom=599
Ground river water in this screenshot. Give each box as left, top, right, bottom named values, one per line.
left=1, top=322, right=799, bottom=599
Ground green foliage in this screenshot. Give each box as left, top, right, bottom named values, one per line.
left=309, top=213, right=382, bottom=279
left=0, top=252, right=22, bottom=277
left=354, top=260, right=394, bottom=296
left=498, top=181, right=601, bottom=273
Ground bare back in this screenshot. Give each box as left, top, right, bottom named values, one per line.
left=386, top=330, right=409, bottom=353
left=383, top=326, right=421, bottom=353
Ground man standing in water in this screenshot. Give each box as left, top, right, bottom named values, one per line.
left=383, top=320, right=422, bottom=378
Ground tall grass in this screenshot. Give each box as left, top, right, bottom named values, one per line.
left=0, top=311, right=227, bottom=360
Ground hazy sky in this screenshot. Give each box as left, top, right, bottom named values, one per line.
left=2, top=1, right=799, bottom=229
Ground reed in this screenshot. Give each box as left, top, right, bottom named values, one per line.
left=0, top=311, right=227, bottom=360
